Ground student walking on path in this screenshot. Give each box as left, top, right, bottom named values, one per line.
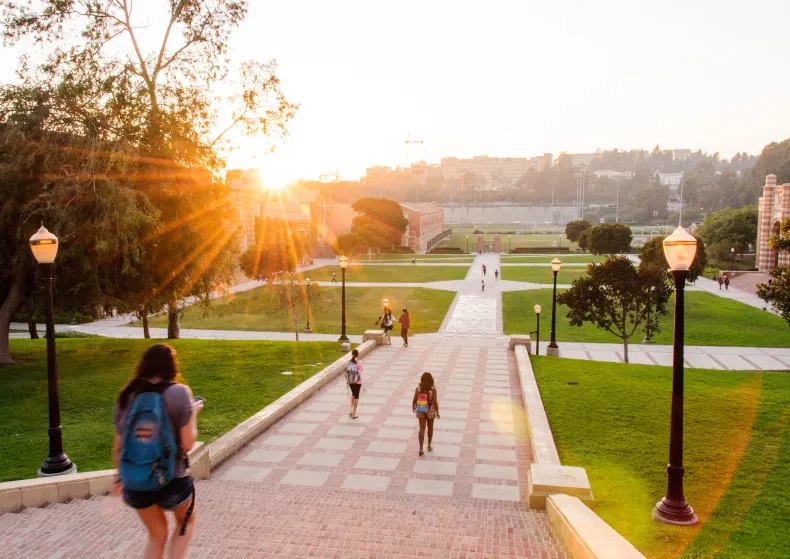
left=725, top=276, right=730, bottom=290
left=113, top=344, right=203, bottom=559
left=494, top=269, right=499, bottom=281
left=346, top=349, right=363, bottom=419
left=398, top=308, right=410, bottom=347
left=378, top=308, right=394, bottom=345
left=413, top=372, right=440, bottom=456
left=718, top=276, right=724, bottom=290
left=331, top=272, right=337, bottom=283
left=481, top=280, right=485, bottom=292
left=482, top=264, right=487, bottom=276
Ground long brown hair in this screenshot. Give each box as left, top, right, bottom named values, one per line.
left=118, top=344, right=181, bottom=409
left=420, top=372, right=434, bottom=392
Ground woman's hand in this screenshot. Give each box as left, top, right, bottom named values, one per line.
left=193, top=400, right=205, bottom=414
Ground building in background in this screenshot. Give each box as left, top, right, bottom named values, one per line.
left=568, top=152, right=603, bottom=168
left=659, top=171, right=684, bottom=193
left=527, top=153, right=553, bottom=172
left=594, top=170, right=634, bottom=180
left=399, top=203, right=446, bottom=252
left=673, top=149, right=692, bottom=162
left=757, top=174, right=790, bottom=271
left=227, top=168, right=263, bottom=252
left=440, top=156, right=527, bottom=189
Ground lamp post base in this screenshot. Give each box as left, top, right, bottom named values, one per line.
left=642, top=335, right=653, bottom=344
left=546, top=345, right=560, bottom=357
left=653, top=497, right=698, bottom=526
left=38, top=457, right=77, bottom=478
left=338, top=335, right=350, bottom=343
left=305, top=322, right=312, bottom=333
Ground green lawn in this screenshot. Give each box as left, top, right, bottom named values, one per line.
left=141, top=286, right=455, bottom=335
left=372, top=254, right=475, bottom=261
left=0, top=338, right=342, bottom=482
left=499, top=255, right=600, bottom=263
left=503, top=290, right=790, bottom=347
left=290, top=264, right=469, bottom=283
left=533, top=357, right=790, bottom=559
left=500, top=266, right=589, bottom=284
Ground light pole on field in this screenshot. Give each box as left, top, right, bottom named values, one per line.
left=338, top=256, right=350, bottom=343
left=546, top=258, right=562, bottom=357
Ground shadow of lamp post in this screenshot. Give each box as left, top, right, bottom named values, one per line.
left=30, top=224, right=77, bottom=477
left=338, top=256, right=350, bottom=343
left=546, top=257, right=562, bottom=356
left=653, top=226, right=699, bottom=526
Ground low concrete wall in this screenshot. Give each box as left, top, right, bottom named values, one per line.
left=547, top=494, right=645, bottom=559
left=513, top=343, right=642, bottom=559
left=0, top=341, right=377, bottom=513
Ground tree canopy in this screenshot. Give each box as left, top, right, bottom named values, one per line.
left=587, top=223, right=633, bottom=255
left=696, top=206, right=757, bottom=260
left=565, top=220, right=592, bottom=243
left=639, top=234, right=708, bottom=282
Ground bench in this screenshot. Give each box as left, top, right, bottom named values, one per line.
left=362, top=329, right=387, bottom=345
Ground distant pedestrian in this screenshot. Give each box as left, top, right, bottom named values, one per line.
left=331, top=272, right=337, bottom=284
left=114, top=344, right=201, bottom=559
left=345, top=349, right=363, bottom=419
left=411, top=256, right=416, bottom=265
left=398, top=308, right=410, bottom=347
left=377, top=308, right=394, bottom=345
left=495, top=269, right=499, bottom=281
left=718, top=276, right=724, bottom=290
left=481, top=280, right=485, bottom=292
left=769, top=278, right=774, bottom=287
left=482, top=264, right=487, bottom=276
left=725, top=276, right=730, bottom=290
left=413, top=372, right=440, bottom=456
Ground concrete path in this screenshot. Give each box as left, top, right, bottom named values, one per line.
left=692, top=276, right=777, bottom=314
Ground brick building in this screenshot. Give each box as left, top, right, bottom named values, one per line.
left=757, top=174, right=790, bottom=271
left=399, top=203, right=446, bottom=252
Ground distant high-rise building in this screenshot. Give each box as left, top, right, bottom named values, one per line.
left=440, top=155, right=527, bottom=188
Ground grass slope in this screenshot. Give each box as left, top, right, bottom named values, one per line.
left=503, top=290, right=790, bottom=347
left=290, top=264, right=469, bottom=283
left=500, top=266, right=589, bottom=284
left=0, top=339, right=341, bottom=482
left=142, top=286, right=455, bottom=335
left=532, top=357, right=790, bottom=559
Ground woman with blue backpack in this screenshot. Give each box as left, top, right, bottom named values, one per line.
left=346, top=348, right=364, bottom=419
left=412, top=372, right=440, bottom=456
left=113, top=344, right=203, bottom=559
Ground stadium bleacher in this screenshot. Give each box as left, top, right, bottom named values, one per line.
left=441, top=206, right=578, bottom=227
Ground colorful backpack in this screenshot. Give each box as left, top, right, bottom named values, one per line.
left=119, top=383, right=178, bottom=492
left=345, top=361, right=360, bottom=384
left=415, top=387, right=431, bottom=413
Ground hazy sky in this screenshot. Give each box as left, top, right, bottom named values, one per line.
left=3, top=0, right=790, bottom=185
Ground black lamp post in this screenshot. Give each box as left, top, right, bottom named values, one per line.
left=653, top=226, right=698, bottom=526
left=547, top=258, right=562, bottom=356
left=338, top=256, right=350, bottom=343
left=304, top=278, right=313, bottom=333
left=533, top=304, right=542, bottom=355
left=466, top=235, right=469, bottom=253
left=30, top=224, right=76, bottom=477
left=730, top=247, right=735, bottom=268
left=643, top=286, right=653, bottom=344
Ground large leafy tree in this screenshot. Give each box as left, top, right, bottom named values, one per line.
left=2, top=0, right=298, bottom=339
left=696, top=206, right=757, bottom=258
left=351, top=198, right=409, bottom=249
left=565, top=220, right=591, bottom=243
left=639, top=234, right=708, bottom=282
left=558, top=256, right=672, bottom=363
left=0, top=87, right=158, bottom=363
left=587, top=223, right=633, bottom=255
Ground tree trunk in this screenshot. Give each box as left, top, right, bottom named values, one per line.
left=167, top=305, right=180, bottom=339
left=622, top=335, right=629, bottom=364
left=0, top=283, right=24, bottom=364
left=28, top=316, right=39, bottom=339
left=141, top=309, right=151, bottom=339
left=294, top=319, right=299, bottom=342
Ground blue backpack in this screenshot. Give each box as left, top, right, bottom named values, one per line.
left=120, top=383, right=178, bottom=492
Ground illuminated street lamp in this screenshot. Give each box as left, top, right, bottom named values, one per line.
left=466, top=235, right=469, bottom=253
left=338, top=256, right=350, bottom=342
left=654, top=226, right=699, bottom=526
left=533, top=304, right=542, bottom=355
left=29, top=224, right=76, bottom=477
left=382, top=297, right=390, bottom=310
left=546, top=258, right=562, bottom=356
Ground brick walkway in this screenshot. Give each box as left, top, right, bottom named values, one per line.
left=0, top=253, right=568, bottom=558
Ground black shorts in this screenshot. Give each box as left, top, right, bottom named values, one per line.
left=349, top=383, right=361, bottom=399
left=124, top=475, right=193, bottom=511
left=383, top=325, right=393, bottom=332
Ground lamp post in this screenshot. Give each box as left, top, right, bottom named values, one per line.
left=643, top=286, right=653, bottom=344
left=338, top=256, right=350, bottom=343
left=29, top=224, right=76, bottom=477
left=533, top=304, right=542, bottom=356
left=730, top=247, right=735, bottom=269
left=466, top=235, right=469, bottom=254
left=653, top=226, right=698, bottom=526
left=382, top=297, right=390, bottom=310
left=304, top=278, right=313, bottom=333
left=508, top=235, right=511, bottom=253
left=546, top=258, right=562, bottom=357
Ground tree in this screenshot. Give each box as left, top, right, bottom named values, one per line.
left=273, top=279, right=322, bottom=341
left=565, top=220, right=592, bottom=243
left=558, top=256, right=672, bottom=363
left=577, top=229, right=591, bottom=251
left=351, top=198, right=408, bottom=248
left=697, top=206, right=758, bottom=257
left=2, top=1, right=298, bottom=339
left=0, top=88, right=159, bottom=362
left=587, top=224, right=633, bottom=255
left=639, top=234, right=708, bottom=282
left=333, top=233, right=368, bottom=257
